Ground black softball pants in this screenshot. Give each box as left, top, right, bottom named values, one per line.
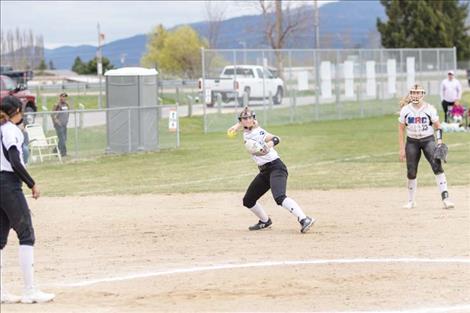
left=441, top=100, right=455, bottom=123
left=405, top=135, right=444, bottom=180
left=243, top=158, right=288, bottom=208
left=0, top=171, right=35, bottom=249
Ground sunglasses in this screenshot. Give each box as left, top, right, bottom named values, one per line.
left=241, top=116, right=253, bottom=120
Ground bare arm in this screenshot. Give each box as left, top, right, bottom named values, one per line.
left=227, top=122, right=242, bottom=133
left=398, top=123, right=406, bottom=162
left=264, top=132, right=280, bottom=148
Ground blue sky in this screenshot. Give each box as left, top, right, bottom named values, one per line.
left=1, top=1, right=335, bottom=49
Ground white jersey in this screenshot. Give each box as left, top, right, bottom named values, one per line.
left=398, top=102, right=439, bottom=139
left=440, top=78, right=462, bottom=102
left=0, top=121, right=25, bottom=171
left=243, top=127, right=279, bottom=166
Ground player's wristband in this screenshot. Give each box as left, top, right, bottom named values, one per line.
left=435, top=128, right=443, bottom=140
left=272, top=136, right=280, bottom=146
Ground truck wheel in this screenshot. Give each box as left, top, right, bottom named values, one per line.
left=24, top=106, right=35, bottom=125
left=273, top=87, right=283, bottom=105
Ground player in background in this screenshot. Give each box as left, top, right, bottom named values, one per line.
left=0, top=96, right=55, bottom=304
left=398, top=84, right=455, bottom=209
left=227, top=107, right=315, bottom=233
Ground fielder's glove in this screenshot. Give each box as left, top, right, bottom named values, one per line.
left=434, top=143, right=448, bottom=163
left=253, top=142, right=270, bottom=156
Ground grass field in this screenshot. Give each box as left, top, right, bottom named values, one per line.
left=28, top=113, right=469, bottom=197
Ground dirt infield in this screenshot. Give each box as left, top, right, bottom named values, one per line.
left=1, top=187, right=469, bottom=313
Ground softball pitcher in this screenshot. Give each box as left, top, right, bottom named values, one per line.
left=228, top=107, right=315, bottom=233
left=398, top=84, right=455, bottom=209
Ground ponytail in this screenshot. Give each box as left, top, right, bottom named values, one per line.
left=0, top=110, right=9, bottom=125
left=399, top=94, right=410, bottom=109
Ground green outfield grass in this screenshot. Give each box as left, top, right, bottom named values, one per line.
left=27, top=112, right=469, bottom=197
left=37, top=95, right=178, bottom=111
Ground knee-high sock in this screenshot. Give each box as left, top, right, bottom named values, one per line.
left=19, top=245, right=34, bottom=290
left=407, top=179, right=417, bottom=203
left=249, top=203, right=269, bottom=222
left=281, top=197, right=307, bottom=221
left=435, top=173, right=449, bottom=198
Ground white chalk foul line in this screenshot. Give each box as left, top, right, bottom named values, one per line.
left=64, top=257, right=470, bottom=288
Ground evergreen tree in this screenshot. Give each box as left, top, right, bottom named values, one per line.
left=87, top=57, right=114, bottom=74
left=37, top=58, right=47, bottom=71
left=377, top=0, right=470, bottom=60
left=72, top=56, right=86, bottom=74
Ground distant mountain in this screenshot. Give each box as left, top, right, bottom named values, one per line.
left=44, top=35, right=147, bottom=70
left=45, top=1, right=386, bottom=69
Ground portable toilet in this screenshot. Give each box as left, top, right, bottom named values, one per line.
left=104, top=67, right=159, bottom=153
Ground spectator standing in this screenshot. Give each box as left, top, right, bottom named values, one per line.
left=51, top=92, right=70, bottom=157
left=440, top=70, right=462, bottom=123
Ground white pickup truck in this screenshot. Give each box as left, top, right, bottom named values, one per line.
left=198, top=65, right=284, bottom=107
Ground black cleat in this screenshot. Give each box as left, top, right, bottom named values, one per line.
left=299, top=216, right=315, bottom=233
left=249, top=218, right=272, bottom=231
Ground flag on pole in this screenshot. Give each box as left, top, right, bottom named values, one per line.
left=99, top=33, right=105, bottom=46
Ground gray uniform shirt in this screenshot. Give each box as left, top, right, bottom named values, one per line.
left=53, top=102, right=70, bottom=127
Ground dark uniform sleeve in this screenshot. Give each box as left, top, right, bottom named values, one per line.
left=7, top=146, right=35, bottom=188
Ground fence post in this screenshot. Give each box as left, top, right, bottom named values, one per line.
left=201, top=47, right=207, bottom=133
left=335, top=50, right=341, bottom=119
left=359, top=50, right=364, bottom=118
left=187, top=95, right=193, bottom=117
left=289, top=50, right=294, bottom=124
left=176, top=86, right=180, bottom=105
left=314, top=49, right=320, bottom=121
left=268, top=91, right=273, bottom=110
left=42, top=94, right=47, bottom=111
left=41, top=111, right=48, bottom=133
left=243, top=91, right=249, bottom=107
left=176, top=103, right=180, bottom=148
left=74, top=109, right=79, bottom=159
left=78, top=103, right=85, bottom=129
left=262, top=50, right=267, bottom=125
left=216, top=93, right=222, bottom=115
left=128, top=108, right=132, bottom=153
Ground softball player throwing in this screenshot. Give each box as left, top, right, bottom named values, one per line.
left=1, top=96, right=55, bottom=303
left=228, top=107, right=315, bottom=233
left=398, top=84, right=455, bottom=209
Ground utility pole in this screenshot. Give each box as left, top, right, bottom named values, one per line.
left=313, top=0, right=320, bottom=120
left=97, top=23, right=103, bottom=109
left=314, top=0, right=320, bottom=49
left=239, top=41, right=247, bottom=64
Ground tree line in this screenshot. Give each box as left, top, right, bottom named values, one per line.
left=71, top=56, right=114, bottom=75
left=136, top=0, right=469, bottom=79
left=0, top=28, right=45, bottom=71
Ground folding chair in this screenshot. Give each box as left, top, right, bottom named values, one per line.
left=25, top=124, right=62, bottom=163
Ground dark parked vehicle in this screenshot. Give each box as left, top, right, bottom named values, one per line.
left=0, top=75, right=37, bottom=124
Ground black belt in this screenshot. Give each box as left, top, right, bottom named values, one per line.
left=406, top=135, right=434, bottom=142
left=258, top=158, right=280, bottom=171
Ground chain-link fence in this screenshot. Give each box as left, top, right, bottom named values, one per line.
left=23, top=105, right=179, bottom=163
left=201, top=48, right=457, bottom=132
left=29, top=80, right=200, bottom=112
